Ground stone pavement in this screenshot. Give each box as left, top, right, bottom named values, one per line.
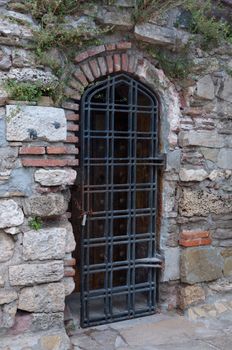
left=68, top=311, right=232, bottom=350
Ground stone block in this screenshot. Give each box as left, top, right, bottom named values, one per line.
left=9, top=261, right=64, bottom=286
left=6, top=105, right=66, bottom=142
left=96, top=6, right=133, bottom=29
left=18, top=283, right=65, bottom=312
left=34, top=169, right=77, bottom=187
left=178, top=285, right=205, bottom=310
left=195, top=75, right=215, bottom=100
left=0, top=230, right=14, bottom=263
left=23, top=193, right=68, bottom=218
left=134, top=23, right=189, bottom=48
left=0, top=275, right=4, bottom=287
left=213, top=228, right=232, bottom=240
left=0, top=301, right=17, bottom=328
left=218, top=75, right=232, bottom=102
left=166, top=150, right=181, bottom=172
left=179, top=188, right=232, bottom=217
left=0, top=290, right=17, bottom=305
left=201, top=148, right=219, bottom=162
left=221, top=249, right=232, bottom=277
left=0, top=199, right=24, bottom=228
left=7, top=68, right=57, bottom=84
left=64, top=221, right=76, bottom=253
left=63, top=277, right=75, bottom=296
left=179, top=168, right=208, bottom=182
left=162, top=247, right=180, bottom=281
left=179, top=131, right=225, bottom=148
left=31, top=312, right=64, bottom=331
left=180, top=247, right=223, bottom=284
left=23, top=228, right=66, bottom=261
left=217, top=149, right=232, bottom=169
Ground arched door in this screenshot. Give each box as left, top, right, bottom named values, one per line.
left=78, top=73, right=165, bottom=327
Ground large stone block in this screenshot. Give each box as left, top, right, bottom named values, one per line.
left=179, top=168, right=208, bottom=182
left=6, top=105, right=66, bottom=142
left=178, top=285, right=205, bottom=310
left=0, top=230, right=14, bottom=263
left=221, top=249, right=232, bottom=277
left=218, top=75, right=232, bottom=102
left=34, top=168, right=77, bottom=187
left=9, top=261, right=64, bottom=286
left=134, top=23, right=189, bottom=48
left=180, top=247, right=223, bottom=284
left=0, top=290, right=17, bottom=305
left=179, top=188, right=232, bottom=217
left=195, top=75, right=215, bottom=100
left=217, top=149, right=232, bottom=170
left=23, top=193, right=68, bottom=218
left=162, top=247, right=180, bottom=281
left=0, top=301, right=17, bottom=328
left=23, top=228, right=66, bottom=261
left=0, top=199, right=24, bottom=228
left=18, top=283, right=65, bottom=312
left=179, top=131, right=225, bottom=148
left=31, top=312, right=64, bottom=331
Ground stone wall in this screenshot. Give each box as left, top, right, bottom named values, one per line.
left=0, top=0, right=232, bottom=348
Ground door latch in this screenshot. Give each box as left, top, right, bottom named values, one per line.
left=81, top=213, right=87, bottom=227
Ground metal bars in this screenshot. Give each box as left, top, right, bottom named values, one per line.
left=80, top=74, right=165, bottom=327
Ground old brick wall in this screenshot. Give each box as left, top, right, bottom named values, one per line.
left=0, top=0, right=232, bottom=348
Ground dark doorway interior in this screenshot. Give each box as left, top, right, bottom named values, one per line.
left=70, top=74, right=165, bottom=327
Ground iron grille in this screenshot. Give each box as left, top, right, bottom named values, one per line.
left=79, top=73, right=165, bottom=327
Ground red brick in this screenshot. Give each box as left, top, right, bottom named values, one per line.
left=128, top=55, right=136, bottom=73
left=64, top=268, right=75, bottom=277
left=87, top=45, right=105, bottom=57
left=46, top=146, right=68, bottom=155
left=64, top=258, right=76, bottom=267
left=116, top=41, right=132, bottom=50
left=106, top=55, right=113, bottom=73
left=114, top=54, right=121, bottom=72
left=65, top=135, right=79, bottom=143
left=105, top=43, right=116, bottom=51
left=121, top=53, right=128, bottom=71
left=66, top=113, right=79, bottom=121
left=97, top=57, right=107, bottom=76
left=69, top=79, right=84, bottom=93
left=75, top=51, right=89, bottom=63
left=22, top=159, right=68, bottom=167
left=89, top=59, right=101, bottom=79
left=19, top=147, right=45, bottom=155
left=180, top=237, right=212, bottom=247
left=67, top=124, right=79, bottom=131
left=64, top=87, right=81, bottom=100
left=81, top=63, right=94, bottom=82
left=180, top=230, right=210, bottom=241
left=62, top=102, right=79, bottom=111
left=73, top=69, right=88, bottom=87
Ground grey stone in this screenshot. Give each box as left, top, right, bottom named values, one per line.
left=179, top=188, right=232, bottom=217
left=0, top=167, right=33, bottom=198
left=63, top=277, right=75, bottom=296
left=195, top=75, right=215, bottom=100
left=9, top=261, right=64, bottom=286
left=135, top=23, right=190, bottom=48
left=18, top=283, right=65, bottom=312
left=179, top=131, right=225, bottom=148
left=180, top=247, right=223, bottom=284
left=0, top=230, right=14, bottom=262
left=179, top=168, right=208, bottom=182
left=166, top=150, right=181, bottom=172
left=6, top=105, right=66, bottom=142
left=1, top=301, right=17, bottom=328
left=63, top=221, right=76, bottom=253
left=0, top=17, right=34, bottom=40
left=163, top=247, right=180, bottom=281
left=96, top=6, right=133, bottom=29
left=0, top=289, right=17, bottom=305
left=0, top=275, right=4, bottom=287
left=213, top=228, right=232, bottom=239
left=23, top=228, right=66, bottom=261
left=0, top=147, right=18, bottom=172
left=12, top=48, right=35, bottom=68
left=217, top=149, right=232, bottom=169
left=0, top=48, right=11, bottom=71
left=34, top=169, right=77, bottom=187
left=218, top=74, right=232, bottom=102
left=201, top=148, right=219, bottom=162
left=0, top=199, right=24, bottom=228
left=0, top=86, right=8, bottom=107
left=178, top=285, right=205, bottom=310
left=31, top=312, right=64, bottom=331
left=4, top=226, right=19, bottom=235
left=23, top=193, right=68, bottom=218
left=7, top=68, right=57, bottom=84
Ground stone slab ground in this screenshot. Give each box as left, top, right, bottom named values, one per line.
left=69, top=311, right=232, bottom=350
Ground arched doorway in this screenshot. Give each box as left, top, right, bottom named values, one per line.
left=72, top=73, right=165, bottom=327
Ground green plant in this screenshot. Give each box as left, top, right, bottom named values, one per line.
left=28, top=217, right=43, bottom=231
left=5, top=80, right=57, bottom=102
left=26, top=0, right=81, bottom=19
left=148, top=47, right=191, bottom=79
